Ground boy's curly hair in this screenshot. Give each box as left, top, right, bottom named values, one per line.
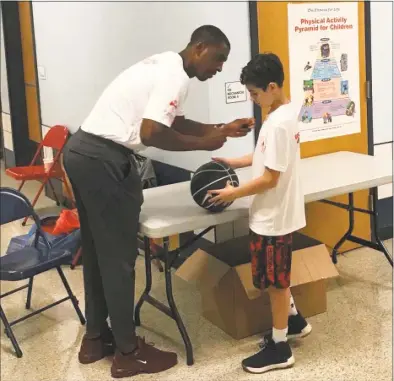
left=240, top=53, right=284, bottom=90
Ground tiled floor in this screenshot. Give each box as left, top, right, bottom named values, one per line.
left=0, top=162, right=393, bottom=381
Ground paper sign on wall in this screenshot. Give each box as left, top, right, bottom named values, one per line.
left=288, top=2, right=361, bottom=142
left=225, top=81, right=247, bottom=104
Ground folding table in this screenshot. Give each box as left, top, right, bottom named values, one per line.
left=135, top=151, right=392, bottom=365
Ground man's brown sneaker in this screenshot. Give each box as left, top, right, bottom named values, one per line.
left=111, top=337, right=177, bottom=378
left=78, top=328, right=115, bottom=364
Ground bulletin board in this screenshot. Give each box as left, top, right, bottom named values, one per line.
left=255, top=2, right=370, bottom=251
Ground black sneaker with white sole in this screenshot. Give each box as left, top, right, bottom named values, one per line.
left=287, top=312, right=312, bottom=339
left=242, top=339, right=294, bottom=374
left=259, top=311, right=312, bottom=349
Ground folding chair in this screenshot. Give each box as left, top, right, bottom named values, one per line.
left=0, top=187, right=85, bottom=358
left=70, top=247, right=82, bottom=270
left=5, top=125, right=75, bottom=225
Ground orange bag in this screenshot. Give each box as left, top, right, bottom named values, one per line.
left=52, top=209, right=80, bottom=235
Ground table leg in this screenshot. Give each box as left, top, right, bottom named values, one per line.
left=371, top=189, right=393, bottom=266
left=376, top=239, right=393, bottom=265
left=331, top=193, right=355, bottom=264
left=163, top=237, right=194, bottom=366
left=134, top=236, right=153, bottom=326
left=327, top=190, right=392, bottom=266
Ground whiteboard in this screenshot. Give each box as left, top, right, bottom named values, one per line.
left=32, top=2, right=253, bottom=171
left=370, top=2, right=393, bottom=144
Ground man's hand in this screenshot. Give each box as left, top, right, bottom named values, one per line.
left=141, top=118, right=229, bottom=152
left=222, top=118, right=255, bottom=138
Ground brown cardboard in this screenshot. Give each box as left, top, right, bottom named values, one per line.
left=175, top=248, right=229, bottom=290
left=176, top=238, right=339, bottom=339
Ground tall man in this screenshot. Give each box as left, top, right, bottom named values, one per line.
left=63, top=25, right=254, bottom=378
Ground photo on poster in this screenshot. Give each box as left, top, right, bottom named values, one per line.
left=288, top=2, right=361, bottom=142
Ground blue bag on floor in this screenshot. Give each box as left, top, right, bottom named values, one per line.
left=6, top=215, right=81, bottom=260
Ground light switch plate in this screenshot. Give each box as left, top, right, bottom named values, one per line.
left=38, top=65, right=46, bottom=80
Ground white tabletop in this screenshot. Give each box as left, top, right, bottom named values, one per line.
left=139, top=151, right=392, bottom=238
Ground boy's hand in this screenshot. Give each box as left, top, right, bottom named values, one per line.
left=222, top=118, right=255, bottom=138
left=208, top=181, right=237, bottom=204
left=212, top=157, right=234, bottom=168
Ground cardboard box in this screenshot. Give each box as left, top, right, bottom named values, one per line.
left=176, top=236, right=339, bottom=339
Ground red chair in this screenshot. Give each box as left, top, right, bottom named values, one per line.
left=70, top=247, right=82, bottom=270
left=6, top=125, right=75, bottom=225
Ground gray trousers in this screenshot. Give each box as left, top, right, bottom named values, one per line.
left=63, top=128, right=143, bottom=353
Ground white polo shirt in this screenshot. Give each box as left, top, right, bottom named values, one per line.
left=81, top=51, right=190, bottom=151
left=249, top=103, right=306, bottom=236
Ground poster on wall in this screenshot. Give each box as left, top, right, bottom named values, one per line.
left=225, top=81, right=247, bottom=104
left=288, top=2, right=361, bottom=142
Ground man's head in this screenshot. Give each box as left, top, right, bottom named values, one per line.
left=240, top=53, right=285, bottom=108
left=182, top=25, right=230, bottom=81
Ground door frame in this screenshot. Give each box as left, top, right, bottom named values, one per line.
left=1, top=1, right=41, bottom=167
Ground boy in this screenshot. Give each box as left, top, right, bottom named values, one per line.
left=208, top=53, right=311, bottom=374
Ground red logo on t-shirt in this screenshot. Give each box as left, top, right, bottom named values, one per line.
left=169, top=100, right=178, bottom=109
left=165, top=100, right=179, bottom=125
left=295, top=132, right=300, bottom=143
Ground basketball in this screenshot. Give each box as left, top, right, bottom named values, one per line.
left=190, top=161, right=239, bottom=213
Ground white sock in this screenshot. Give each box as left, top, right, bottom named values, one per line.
left=289, top=295, right=298, bottom=316
left=272, top=327, right=288, bottom=343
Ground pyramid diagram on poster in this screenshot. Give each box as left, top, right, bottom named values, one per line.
left=298, top=38, right=356, bottom=126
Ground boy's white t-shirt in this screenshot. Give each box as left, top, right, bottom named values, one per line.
left=249, top=102, right=306, bottom=236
